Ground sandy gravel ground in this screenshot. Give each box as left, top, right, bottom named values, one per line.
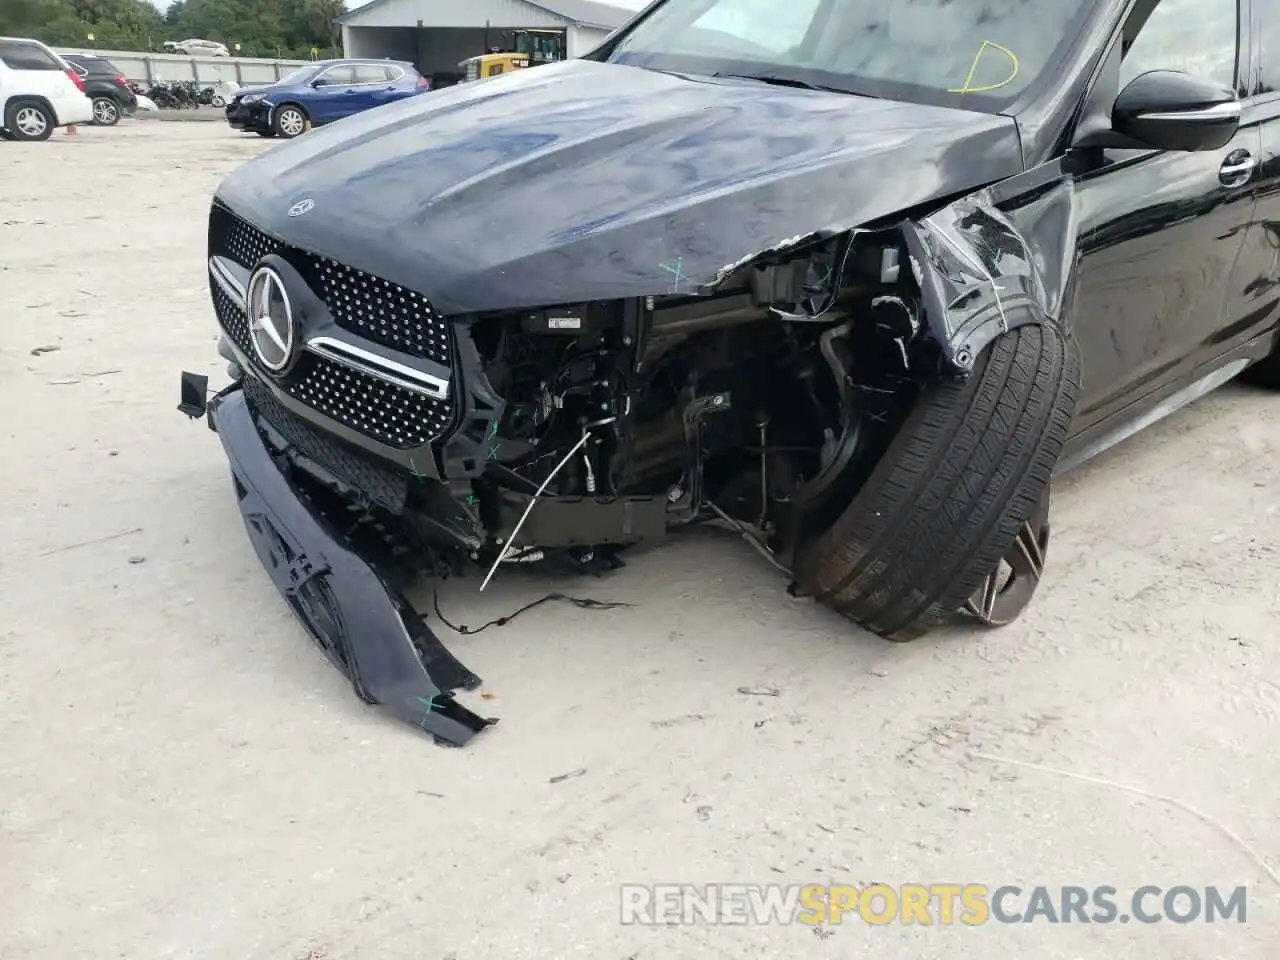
left=1, top=122, right=1278, bottom=960
left=141, top=110, right=226, bottom=122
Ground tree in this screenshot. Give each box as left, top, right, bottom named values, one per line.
left=165, top=0, right=343, bottom=58
left=0, top=0, right=343, bottom=59
left=1, top=0, right=166, bottom=48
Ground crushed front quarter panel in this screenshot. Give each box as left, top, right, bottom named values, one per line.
left=902, top=162, right=1080, bottom=371
left=208, top=387, right=495, bottom=747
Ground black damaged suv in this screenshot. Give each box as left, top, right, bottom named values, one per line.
left=182, top=0, right=1280, bottom=745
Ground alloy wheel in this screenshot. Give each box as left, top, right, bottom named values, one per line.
left=961, top=487, right=1051, bottom=627
left=15, top=106, right=48, bottom=138
left=93, top=98, right=119, bottom=125
left=277, top=108, right=305, bottom=137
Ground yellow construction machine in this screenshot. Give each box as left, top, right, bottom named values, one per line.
left=459, top=28, right=566, bottom=82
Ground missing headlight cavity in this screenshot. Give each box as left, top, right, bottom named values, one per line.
left=464, top=226, right=934, bottom=576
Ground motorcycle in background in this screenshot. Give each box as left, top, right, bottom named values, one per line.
left=140, top=79, right=238, bottom=109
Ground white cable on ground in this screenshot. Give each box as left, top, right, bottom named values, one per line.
left=972, top=752, right=1280, bottom=887
left=705, top=501, right=792, bottom=576
left=479, top=431, right=592, bottom=593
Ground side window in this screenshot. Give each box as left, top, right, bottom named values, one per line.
left=0, top=40, right=63, bottom=71
left=353, top=65, right=388, bottom=84
left=315, top=66, right=355, bottom=86
left=1258, top=8, right=1278, bottom=95
left=1119, top=0, right=1238, bottom=90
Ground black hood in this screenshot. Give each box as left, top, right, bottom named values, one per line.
left=216, top=59, right=1023, bottom=315
left=233, top=83, right=275, bottom=99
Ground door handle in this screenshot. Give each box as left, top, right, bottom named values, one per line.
left=1220, top=152, right=1256, bottom=187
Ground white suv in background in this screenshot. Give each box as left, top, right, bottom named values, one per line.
left=0, top=36, right=92, bottom=141
left=164, top=39, right=231, bottom=57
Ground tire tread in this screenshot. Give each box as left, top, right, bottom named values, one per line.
left=796, top=324, right=1080, bottom=640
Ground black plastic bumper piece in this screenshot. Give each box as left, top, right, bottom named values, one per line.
left=205, top=384, right=496, bottom=747
left=178, top=371, right=209, bottom=419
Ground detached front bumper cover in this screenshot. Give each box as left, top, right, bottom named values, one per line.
left=197, top=380, right=496, bottom=747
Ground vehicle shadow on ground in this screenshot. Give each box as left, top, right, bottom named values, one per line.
left=416, top=377, right=1276, bottom=716
left=412, top=522, right=944, bottom=726
left=181, top=377, right=1273, bottom=751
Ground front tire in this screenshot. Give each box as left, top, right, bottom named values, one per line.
left=91, top=96, right=120, bottom=126
left=273, top=104, right=307, bottom=139
left=794, top=323, right=1080, bottom=641
left=4, top=100, right=54, bottom=141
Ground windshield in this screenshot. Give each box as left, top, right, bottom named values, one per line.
left=273, top=66, right=313, bottom=85
left=514, top=31, right=565, bottom=62
left=606, top=0, right=1100, bottom=110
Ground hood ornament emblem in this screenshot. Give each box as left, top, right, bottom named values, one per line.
left=287, top=198, right=315, bottom=217
left=246, top=266, right=297, bottom=374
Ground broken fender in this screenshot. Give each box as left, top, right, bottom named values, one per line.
left=208, top=387, right=495, bottom=747
left=903, top=165, right=1079, bottom=372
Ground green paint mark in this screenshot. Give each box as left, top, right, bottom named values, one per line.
left=659, top=257, right=685, bottom=293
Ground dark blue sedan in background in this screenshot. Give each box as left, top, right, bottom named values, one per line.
left=225, top=58, right=429, bottom=138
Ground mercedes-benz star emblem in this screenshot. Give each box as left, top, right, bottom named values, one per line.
left=287, top=198, right=314, bottom=217
left=246, top=267, right=296, bottom=373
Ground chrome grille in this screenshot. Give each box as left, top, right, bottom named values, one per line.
left=286, top=360, right=454, bottom=449
left=208, top=202, right=457, bottom=449
left=212, top=281, right=250, bottom=353
left=210, top=267, right=454, bottom=450
left=311, top=257, right=451, bottom=365
left=210, top=204, right=452, bottom=365
left=220, top=214, right=280, bottom=266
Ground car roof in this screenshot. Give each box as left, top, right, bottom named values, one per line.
left=310, top=58, right=415, bottom=69
left=0, top=36, right=69, bottom=64
left=63, top=52, right=112, bottom=65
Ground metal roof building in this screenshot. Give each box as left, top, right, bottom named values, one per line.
left=336, top=0, right=636, bottom=86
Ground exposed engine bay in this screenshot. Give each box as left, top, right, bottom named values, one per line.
left=453, top=230, right=930, bottom=578
left=186, top=161, right=1075, bottom=747
left=183, top=227, right=950, bottom=748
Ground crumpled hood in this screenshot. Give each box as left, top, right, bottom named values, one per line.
left=234, top=83, right=275, bottom=99
left=216, top=59, right=1022, bottom=315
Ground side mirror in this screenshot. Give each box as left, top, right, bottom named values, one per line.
left=1112, top=70, right=1240, bottom=152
